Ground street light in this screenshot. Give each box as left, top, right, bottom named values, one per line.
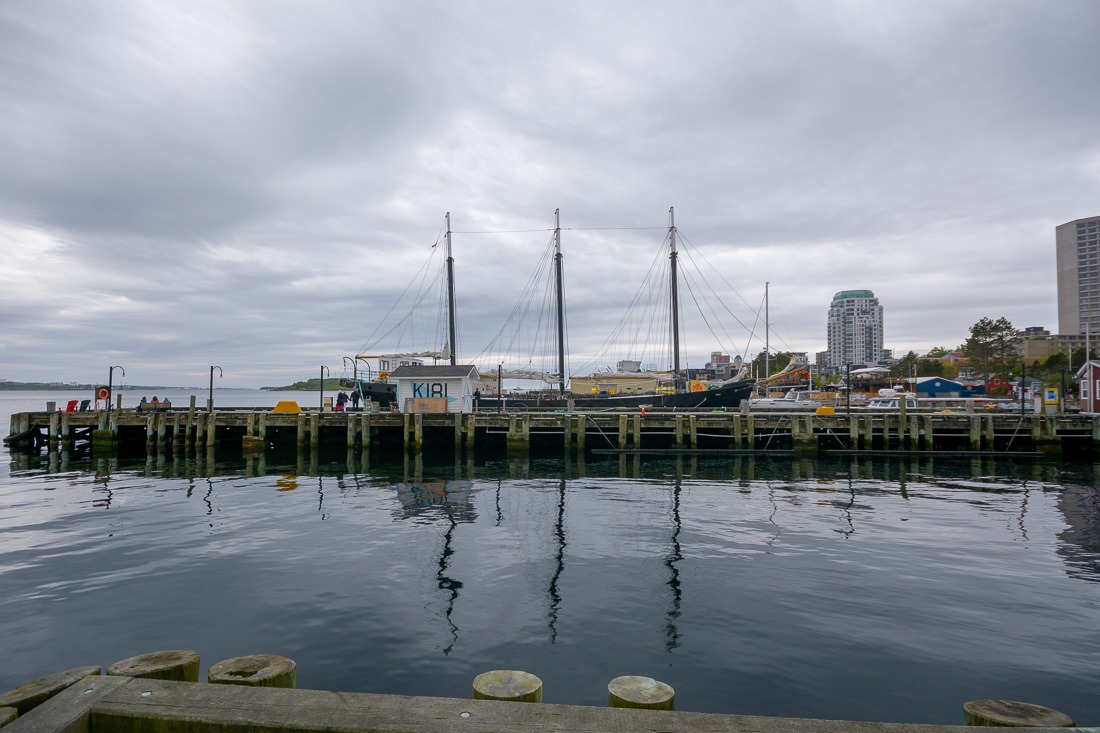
left=107, top=365, right=125, bottom=411
left=320, top=365, right=330, bottom=412
left=209, top=366, right=223, bottom=414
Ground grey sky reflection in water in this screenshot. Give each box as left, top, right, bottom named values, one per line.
left=1, top=451, right=1098, bottom=722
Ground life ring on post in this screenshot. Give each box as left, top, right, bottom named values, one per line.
left=96, top=386, right=110, bottom=400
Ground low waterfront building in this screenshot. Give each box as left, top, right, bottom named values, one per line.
left=388, top=365, right=479, bottom=413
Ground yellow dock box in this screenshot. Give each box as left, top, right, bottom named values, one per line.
left=272, top=401, right=302, bottom=413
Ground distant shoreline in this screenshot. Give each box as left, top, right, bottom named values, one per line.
left=0, top=382, right=172, bottom=391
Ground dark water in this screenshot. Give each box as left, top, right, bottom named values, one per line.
left=2, top=393, right=1099, bottom=724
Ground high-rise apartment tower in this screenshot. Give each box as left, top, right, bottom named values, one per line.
left=1056, top=215, right=1100, bottom=335
left=826, top=290, right=884, bottom=370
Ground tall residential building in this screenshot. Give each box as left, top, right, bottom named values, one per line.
left=826, top=290, right=884, bottom=370
left=1057, top=215, right=1100, bottom=335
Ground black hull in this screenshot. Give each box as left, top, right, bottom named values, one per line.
left=477, top=380, right=754, bottom=411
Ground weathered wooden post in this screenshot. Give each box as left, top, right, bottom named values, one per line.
left=506, top=415, right=529, bottom=455
left=309, top=413, right=320, bottom=449
left=296, top=412, right=307, bottom=451
left=0, top=666, right=101, bottom=716
left=792, top=414, right=815, bottom=455
left=731, top=414, right=742, bottom=448
left=689, top=414, right=698, bottom=449
left=187, top=394, right=197, bottom=449
left=576, top=414, right=586, bottom=452
left=968, top=416, right=981, bottom=451
left=472, top=670, right=542, bottom=703
left=608, top=675, right=675, bottom=710
left=208, top=654, right=296, bottom=688
left=47, top=411, right=60, bottom=450
left=349, top=413, right=359, bottom=449
left=674, top=414, right=684, bottom=449
left=618, top=414, right=629, bottom=450
left=362, top=414, right=373, bottom=452
left=632, top=414, right=642, bottom=449
left=107, top=650, right=200, bottom=682
left=206, top=411, right=217, bottom=449
left=242, top=411, right=263, bottom=455
left=962, top=699, right=1073, bottom=727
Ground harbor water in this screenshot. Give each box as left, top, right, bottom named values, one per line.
left=1, top=389, right=1098, bottom=724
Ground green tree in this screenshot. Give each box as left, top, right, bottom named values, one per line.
left=962, top=317, right=1020, bottom=381
left=891, top=351, right=918, bottom=378
left=924, top=346, right=951, bottom=358
left=752, top=351, right=793, bottom=379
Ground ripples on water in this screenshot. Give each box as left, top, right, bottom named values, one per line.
left=1, top=443, right=1098, bottom=725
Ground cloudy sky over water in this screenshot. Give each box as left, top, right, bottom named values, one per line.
left=2, top=1, right=1100, bottom=387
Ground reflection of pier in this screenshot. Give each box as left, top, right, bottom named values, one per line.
left=8, top=407, right=1100, bottom=458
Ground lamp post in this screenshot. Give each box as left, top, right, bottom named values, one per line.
left=209, top=366, right=223, bottom=414
left=343, top=356, right=357, bottom=383
left=107, top=365, right=125, bottom=411
left=320, top=365, right=329, bottom=412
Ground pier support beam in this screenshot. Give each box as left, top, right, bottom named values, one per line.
left=506, top=415, right=529, bottom=455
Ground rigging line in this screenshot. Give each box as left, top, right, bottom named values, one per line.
left=677, top=235, right=758, bottom=338
left=472, top=233, right=557, bottom=364
left=365, top=266, right=447, bottom=352
left=453, top=226, right=666, bottom=234
left=360, top=246, right=444, bottom=352
left=573, top=231, right=671, bottom=375
left=680, top=269, right=735, bottom=358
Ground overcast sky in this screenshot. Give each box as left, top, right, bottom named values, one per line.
left=2, top=1, right=1099, bottom=387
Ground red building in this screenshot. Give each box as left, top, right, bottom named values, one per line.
left=1076, top=361, right=1100, bottom=414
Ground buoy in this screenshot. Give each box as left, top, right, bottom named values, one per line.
left=0, top=666, right=101, bottom=715
left=472, top=670, right=542, bottom=702
left=963, top=699, right=1074, bottom=727
left=607, top=675, right=675, bottom=710
left=208, top=655, right=296, bottom=688
left=96, top=386, right=110, bottom=400
left=106, top=650, right=200, bottom=682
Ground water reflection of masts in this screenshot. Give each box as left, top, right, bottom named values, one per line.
left=839, top=476, right=856, bottom=538
left=436, top=504, right=462, bottom=655
left=547, top=478, right=567, bottom=643
left=664, top=479, right=682, bottom=652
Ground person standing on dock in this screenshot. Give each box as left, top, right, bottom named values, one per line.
left=335, top=391, right=348, bottom=411
left=350, top=388, right=360, bottom=411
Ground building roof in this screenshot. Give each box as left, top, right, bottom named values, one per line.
left=388, top=365, right=479, bottom=379
left=832, top=289, right=875, bottom=301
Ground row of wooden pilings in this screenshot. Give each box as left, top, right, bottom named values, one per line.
left=8, top=402, right=1100, bottom=458
left=1, top=651, right=1078, bottom=729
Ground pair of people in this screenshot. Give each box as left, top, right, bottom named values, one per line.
left=335, top=390, right=361, bottom=411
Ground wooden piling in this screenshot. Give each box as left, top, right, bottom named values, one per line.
left=962, top=699, right=1074, bottom=727
left=107, top=650, right=199, bottom=683
left=607, top=675, right=675, bottom=710
left=472, top=670, right=542, bottom=703
left=207, top=655, right=296, bottom=689
left=618, top=415, right=628, bottom=450
left=309, top=413, right=320, bottom=449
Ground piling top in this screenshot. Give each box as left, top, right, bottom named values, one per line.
left=0, top=666, right=101, bottom=715
left=207, top=655, right=296, bottom=688
left=106, top=650, right=199, bottom=682
left=962, top=699, right=1075, bottom=727
left=472, top=670, right=543, bottom=703
left=607, top=675, right=675, bottom=710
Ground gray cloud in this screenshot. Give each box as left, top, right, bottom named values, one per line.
left=2, top=0, right=1099, bottom=386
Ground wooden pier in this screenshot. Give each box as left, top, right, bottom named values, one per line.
left=6, top=400, right=1100, bottom=458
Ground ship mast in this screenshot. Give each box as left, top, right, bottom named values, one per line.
left=669, top=207, right=682, bottom=390
left=554, top=208, right=566, bottom=395
left=445, top=211, right=457, bottom=365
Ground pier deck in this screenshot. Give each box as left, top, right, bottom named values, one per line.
left=5, top=674, right=1092, bottom=733
left=6, top=404, right=1099, bottom=458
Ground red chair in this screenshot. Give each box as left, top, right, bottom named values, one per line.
left=61, top=400, right=79, bottom=412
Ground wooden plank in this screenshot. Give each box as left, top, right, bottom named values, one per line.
left=79, top=677, right=1079, bottom=733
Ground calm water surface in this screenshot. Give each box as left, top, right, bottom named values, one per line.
left=1, top=390, right=1098, bottom=724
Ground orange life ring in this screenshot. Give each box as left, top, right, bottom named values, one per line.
left=96, top=386, right=110, bottom=400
